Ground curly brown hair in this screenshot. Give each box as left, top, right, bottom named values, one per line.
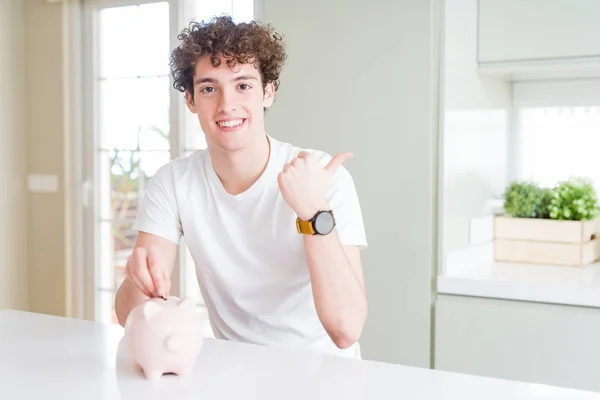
left=169, top=15, right=286, bottom=100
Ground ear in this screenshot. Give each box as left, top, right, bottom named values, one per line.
left=142, top=300, right=163, bottom=320
left=178, top=297, right=196, bottom=312
left=262, top=81, right=275, bottom=108
left=185, top=90, right=196, bottom=113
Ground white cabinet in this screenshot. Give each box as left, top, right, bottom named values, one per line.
left=477, top=0, right=600, bottom=79
left=478, top=0, right=600, bottom=64
left=435, top=294, right=600, bottom=393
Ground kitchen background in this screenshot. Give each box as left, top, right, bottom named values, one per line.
left=1, top=0, right=599, bottom=393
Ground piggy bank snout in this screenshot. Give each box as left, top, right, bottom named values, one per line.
left=165, top=332, right=190, bottom=353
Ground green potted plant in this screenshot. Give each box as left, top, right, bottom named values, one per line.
left=502, top=180, right=549, bottom=218
left=494, top=177, right=600, bottom=267
left=547, top=177, right=600, bottom=221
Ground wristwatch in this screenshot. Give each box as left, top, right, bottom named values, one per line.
left=296, top=210, right=336, bottom=235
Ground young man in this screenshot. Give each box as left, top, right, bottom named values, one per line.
left=114, top=16, right=368, bottom=358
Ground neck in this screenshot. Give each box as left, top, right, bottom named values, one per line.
left=208, top=134, right=271, bottom=195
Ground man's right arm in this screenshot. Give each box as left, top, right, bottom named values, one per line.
left=114, top=231, right=179, bottom=327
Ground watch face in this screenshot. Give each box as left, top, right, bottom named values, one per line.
left=315, top=211, right=335, bottom=234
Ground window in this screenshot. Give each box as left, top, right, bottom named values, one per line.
left=82, top=0, right=255, bottom=324
left=513, top=80, right=600, bottom=193
left=516, top=106, right=600, bottom=192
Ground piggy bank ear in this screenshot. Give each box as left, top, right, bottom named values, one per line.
left=142, top=300, right=164, bottom=320
left=178, top=298, right=196, bottom=312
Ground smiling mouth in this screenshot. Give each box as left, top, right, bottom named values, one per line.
left=216, top=119, right=245, bottom=128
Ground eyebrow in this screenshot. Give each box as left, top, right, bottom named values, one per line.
left=194, top=75, right=259, bottom=86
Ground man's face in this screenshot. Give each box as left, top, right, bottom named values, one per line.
left=185, top=55, right=275, bottom=153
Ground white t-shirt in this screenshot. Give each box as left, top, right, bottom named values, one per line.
left=132, top=135, right=368, bottom=358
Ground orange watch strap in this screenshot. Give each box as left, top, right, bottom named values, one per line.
left=296, top=218, right=316, bottom=235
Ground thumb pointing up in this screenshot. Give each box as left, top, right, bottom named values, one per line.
left=325, top=152, right=353, bottom=174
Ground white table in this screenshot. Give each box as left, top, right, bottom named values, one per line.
left=1, top=310, right=599, bottom=400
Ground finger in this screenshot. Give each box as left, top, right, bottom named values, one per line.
left=147, top=252, right=165, bottom=297
left=283, top=163, right=291, bottom=173
left=133, top=248, right=157, bottom=297
left=126, top=254, right=151, bottom=298
left=125, top=257, right=136, bottom=289
left=128, top=262, right=152, bottom=298
left=325, top=152, right=353, bottom=173
left=162, top=269, right=171, bottom=296
left=297, top=151, right=310, bottom=158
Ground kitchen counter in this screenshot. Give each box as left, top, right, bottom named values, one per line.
left=1, top=310, right=599, bottom=399
left=438, top=243, right=600, bottom=308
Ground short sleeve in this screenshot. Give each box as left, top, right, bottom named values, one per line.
left=327, top=165, right=368, bottom=249
left=132, top=163, right=183, bottom=244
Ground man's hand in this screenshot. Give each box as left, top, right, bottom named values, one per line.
left=277, top=151, right=353, bottom=220
left=125, top=246, right=171, bottom=299
left=115, top=232, right=178, bottom=327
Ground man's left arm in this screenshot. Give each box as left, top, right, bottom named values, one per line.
left=277, top=151, right=368, bottom=349
left=303, top=229, right=367, bottom=349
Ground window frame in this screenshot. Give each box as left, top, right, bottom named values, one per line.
left=81, top=0, right=192, bottom=322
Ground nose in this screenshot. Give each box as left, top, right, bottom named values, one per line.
left=216, top=87, right=237, bottom=113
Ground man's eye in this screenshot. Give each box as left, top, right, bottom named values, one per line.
left=239, top=83, right=251, bottom=90
left=201, top=87, right=215, bottom=94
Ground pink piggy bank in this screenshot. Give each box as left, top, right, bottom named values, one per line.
left=124, top=296, right=204, bottom=380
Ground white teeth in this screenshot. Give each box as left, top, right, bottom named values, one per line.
left=217, top=119, right=243, bottom=128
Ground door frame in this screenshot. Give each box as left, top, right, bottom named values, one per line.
left=80, top=0, right=184, bottom=321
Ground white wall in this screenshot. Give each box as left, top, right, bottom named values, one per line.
left=22, top=0, right=69, bottom=317
left=260, top=0, right=440, bottom=367
left=0, top=0, right=29, bottom=310
left=441, top=0, right=512, bottom=259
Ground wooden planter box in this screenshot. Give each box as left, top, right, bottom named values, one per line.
left=493, top=215, right=600, bottom=267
